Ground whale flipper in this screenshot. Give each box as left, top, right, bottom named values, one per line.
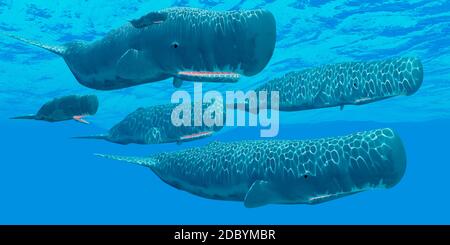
left=244, top=180, right=280, bottom=208
left=2, top=32, right=65, bottom=56
left=130, top=12, right=168, bottom=28
left=10, top=114, right=36, bottom=120
left=173, top=77, right=183, bottom=88
left=116, top=49, right=153, bottom=80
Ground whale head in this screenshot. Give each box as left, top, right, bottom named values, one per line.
left=79, top=94, right=99, bottom=116
left=245, top=128, right=408, bottom=207
left=347, top=57, right=424, bottom=105
left=124, top=7, right=276, bottom=86
left=294, top=128, right=407, bottom=204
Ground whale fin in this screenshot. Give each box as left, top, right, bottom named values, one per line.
left=10, top=114, right=36, bottom=120
left=94, top=153, right=156, bottom=168
left=244, top=180, right=279, bottom=208
left=2, top=32, right=65, bottom=56
left=178, top=131, right=214, bottom=144
left=130, top=12, right=168, bottom=28
left=173, top=77, right=183, bottom=88
left=116, top=49, right=152, bottom=80
left=73, top=115, right=89, bottom=124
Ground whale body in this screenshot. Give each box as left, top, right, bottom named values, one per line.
left=253, top=57, right=423, bottom=111
left=11, top=94, right=98, bottom=124
left=6, top=7, right=276, bottom=90
left=96, top=128, right=407, bottom=208
left=75, top=102, right=224, bottom=144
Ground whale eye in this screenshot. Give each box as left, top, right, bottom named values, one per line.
left=353, top=82, right=358, bottom=89
left=304, top=175, right=308, bottom=179
left=171, top=42, right=179, bottom=49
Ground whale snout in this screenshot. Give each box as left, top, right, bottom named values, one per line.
left=379, top=128, right=407, bottom=188
left=405, top=57, right=424, bottom=96
left=345, top=128, right=407, bottom=191
left=80, top=95, right=99, bottom=115
left=241, top=10, right=276, bottom=76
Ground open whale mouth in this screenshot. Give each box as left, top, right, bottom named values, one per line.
left=176, top=71, right=240, bottom=83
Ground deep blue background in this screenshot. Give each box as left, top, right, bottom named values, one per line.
left=1, top=118, right=448, bottom=224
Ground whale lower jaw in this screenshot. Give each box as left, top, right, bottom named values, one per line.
left=159, top=173, right=389, bottom=207
left=176, top=71, right=241, bottom=83
left=306, top=183, right=387, bottom=205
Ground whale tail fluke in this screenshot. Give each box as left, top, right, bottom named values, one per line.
left=10, top=114, right=36, bottom=120
left=94, top=153, right=156, bottom=168
left=1, top=32, right=66, bottom=56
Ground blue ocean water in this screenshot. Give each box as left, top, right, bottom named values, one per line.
left=0, top=1, right=449, bottom=224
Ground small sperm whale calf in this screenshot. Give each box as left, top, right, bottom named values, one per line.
left=75, top=102, right=224, bottom=144
left=253, top=57, right=423, bottom=111
left=5, top=7, right=276, bottom=90
left=11, top=94, right=98, bottom=124
left=96, top=128, right=407, bottom=208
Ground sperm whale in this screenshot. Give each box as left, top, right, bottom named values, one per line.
left=96, top=128, right=407, bottom=208
left=4, top=7, right=276, bottom=89
left=11, top=94, right=98, bottom=124
left=75, top=102, right=224, bottom=144
left=251, top=57, right=423, bottom=111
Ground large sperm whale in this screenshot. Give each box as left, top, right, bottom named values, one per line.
left=11, top=94, right=98, bottom=124
left=248, top=57, right=423, bottom=111
left=96, top=128, right=406, bottom=208
left=75, top=102, right=224, bottom=144
left=5, top=7, right=276, bottom=89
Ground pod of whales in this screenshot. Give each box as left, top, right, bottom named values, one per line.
left=96, top=128, right=406, bottom=208
left=5, top=7, right=276, bottom=90
left=251, top=57, right=423, bottom=111
left=3, top=5, right=418, bottom=208
left=75, top=102, right=224, bottom=144
left=11, top=94, right=98, bottom=124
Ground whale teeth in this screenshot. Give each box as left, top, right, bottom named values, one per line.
left=177, top=71, right=240, bottom=83
left=179, top=71, right=240, bottom=77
